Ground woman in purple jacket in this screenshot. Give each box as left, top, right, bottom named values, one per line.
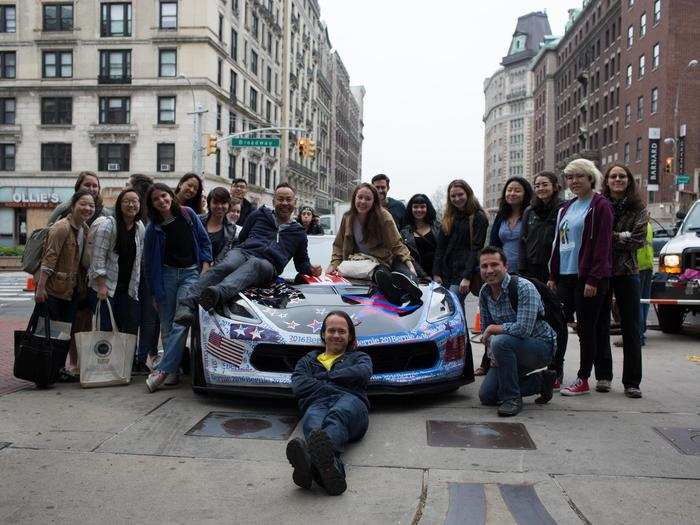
left=548, top=159, right=613, bottom=397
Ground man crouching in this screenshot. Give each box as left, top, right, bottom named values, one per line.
left=287, top=310, right=372, bottom=496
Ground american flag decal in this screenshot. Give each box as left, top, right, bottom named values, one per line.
left=207, top=330, right=246, bottom=367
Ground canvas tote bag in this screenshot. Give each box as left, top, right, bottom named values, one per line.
left=76, top=300, right=136, bottom=388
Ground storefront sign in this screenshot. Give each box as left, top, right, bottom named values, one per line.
left=647, top=127, right=660, bottom=192
left=0, top=187, right=72, bottom=208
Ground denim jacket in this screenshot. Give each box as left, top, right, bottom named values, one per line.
left=144, top=206, right=213, bottom=303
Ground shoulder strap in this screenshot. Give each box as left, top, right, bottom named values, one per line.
left=507, top=275, right=519, bottom=312
left=468, top=214, right=475, bottom=250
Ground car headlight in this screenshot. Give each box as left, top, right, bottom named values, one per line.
left=427, top=287, right=455, bottom=322
left=660, top=254, right=682, bottom=274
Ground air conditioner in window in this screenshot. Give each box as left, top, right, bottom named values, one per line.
left=160, top=164, right=172, bottom=172
left=107, top=163, right=120, bottom=171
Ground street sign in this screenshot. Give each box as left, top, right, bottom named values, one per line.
left=231, top=137, right=280, bottom=148
left=675, top=175, right=690, bottom=185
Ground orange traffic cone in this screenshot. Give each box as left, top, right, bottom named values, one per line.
left=24, top=276, right=36, bottom=292
left=471, top=309, right=481, bottom=334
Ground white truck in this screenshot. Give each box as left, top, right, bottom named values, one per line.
left=319, top=202, right=350, bottom=235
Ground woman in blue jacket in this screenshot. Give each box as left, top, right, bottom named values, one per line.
left=488, top=176, right=533, bottom=272
left=143, top=183, right=212, bottom=392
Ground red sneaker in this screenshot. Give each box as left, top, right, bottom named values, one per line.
left=553, top=378, right=561, bottom=390
left=560, top=378, right=590, bottom=396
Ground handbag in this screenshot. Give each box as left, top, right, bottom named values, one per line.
left=337, top=253, right=380, bottom=280
left=13, top=304, right=71, bottom=388
left=76, top=299, right=137, bottom=388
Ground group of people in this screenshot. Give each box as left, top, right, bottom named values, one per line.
left=31, top=159, right=654, bottom=494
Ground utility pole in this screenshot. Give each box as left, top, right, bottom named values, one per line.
left=190, top=103, right=207, bottom=176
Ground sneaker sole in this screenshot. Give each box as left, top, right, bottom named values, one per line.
left=595, top=387, right=611, bottom=393
left=145, top=378, right=159, bottom=393
left=198, top=287, right=220, bottom=312
left=625, top=390, right=642, bottom=398
left=307, top=430, right=346, bottom=496
left=391, top=272, right=422, bottom=300
left=286, top=439, right=312, bottom=489
left=560, top=389, right=590, bottom=396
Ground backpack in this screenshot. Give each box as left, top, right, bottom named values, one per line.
left=21, top=228, right=49, bottom=274
left=507, top=275, right=566, bottom=337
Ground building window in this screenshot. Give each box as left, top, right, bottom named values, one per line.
left=637, top=95, right=644, bottom=120
left=638, top=54, right=645, bottom=78
left=652, top=43, right=660, bottom=68
left=98, top=143, right=130, bottom=171
left=43, top=3, right=73, bottom=31
left=265, top=167, right=271, bottom=189
left=157, top=143, right=175, bottom=172
left=159, top=1, right=177, bottom=29
left=0, top=52, right=15, bottom=79
left=230, top=70, right=237, bottom=100
left=41, top=97, right=72, bottom=124
left=228, top=154, right=236, bottom=179
left=42, top=51, right=72, bottom=78
left=217, top=58, right=222, bottom=86
left=653, top=0, right=661, bottom=24
left=250, top=50, right=258, bottom=75
left=215, top=149, right=221, bottom=176
left=635, top=137, right=642, bottom=161
left=100, top=2, right=132, bottom=37
left=218, top=13, right=223, bottom=41
left=624, top=103, right=631, bottom=126
left=250, top=87, right=258, bottom=112
left=266, top=66, right=272, bottom=92
left=0, top=144, right=15, bottom=171
left=41, top=143, right=72, bottom=171
left=0, top=98, right=15, bottom=124
left=0, top=5, right=16, bottom=33
left=252, top=14, right=259, bottom=39
left=159, top=49, right=177, bottom=77
left=625, top=64, right=633, bottom=87
left=651, top=87, right=658, bottom=114
left=627, top=25, right=633, bottom=47
left=99, top=50, right=131, bottom=83
left=229, top=111, right=236, bottom=134
left=99, top=97, right=130, bottom=124
left=640, top=13, right=647, bottom=37
left=216, top=103, right=222, bottom=132
left=157, top=96, right=176, bottom=124
left=248, top=161, right=257, bottom=185
left=231, top=29, right=238, bottom=59
left=624, top=143, right=630, bottom=163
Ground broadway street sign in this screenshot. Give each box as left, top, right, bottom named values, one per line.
left=231, top=137, right=280, bottom=148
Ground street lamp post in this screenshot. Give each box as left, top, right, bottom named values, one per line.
left=178, top=74, right=207, bottom=176
left=664, top=59, right=698, bottom=209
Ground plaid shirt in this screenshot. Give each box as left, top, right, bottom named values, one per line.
left=88, top=216, right=145, bottom=300
left=479, top=273, right=556, bottom=346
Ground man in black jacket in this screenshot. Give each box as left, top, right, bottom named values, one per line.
left=174, top=183, right=322, bottom=324
left=372, top=174, right=406, bottom=229
left=230, top=178, right=257, bottom=226
left=287, top=311, right=372, bottom=496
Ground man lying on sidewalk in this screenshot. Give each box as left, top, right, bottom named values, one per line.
left=477, top=246, right=557, bottom=417
left=286, top=311, right=372, bottom=496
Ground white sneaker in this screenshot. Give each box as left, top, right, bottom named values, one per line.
left=146, top=371, right=167, bottom=393
left=595, top=379, right=611, bottom=393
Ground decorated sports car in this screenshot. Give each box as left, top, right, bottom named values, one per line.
left=189, top=236, right=474, bottom=397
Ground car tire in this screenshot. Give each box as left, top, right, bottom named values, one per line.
left=657, top=305, right=685, bottom=334
left=189, top=314, right=209, bottom=396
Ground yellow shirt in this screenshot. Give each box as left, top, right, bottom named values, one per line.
left=317, top=352, right=343, bottom=371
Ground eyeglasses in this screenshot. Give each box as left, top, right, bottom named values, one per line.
left=608, top=174, right=628, bottom=180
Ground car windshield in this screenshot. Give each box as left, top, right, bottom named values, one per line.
left=680, top=202, right=700, bottom=234
left=281, top=234, right=335, bottom=280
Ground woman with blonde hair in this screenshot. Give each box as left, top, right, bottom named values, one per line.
left=548, top=158, right=614, bottom=397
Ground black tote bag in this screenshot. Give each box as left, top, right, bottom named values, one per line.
left=14, top=305, right=71, bottom=388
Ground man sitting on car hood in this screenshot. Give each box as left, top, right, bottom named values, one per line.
left=287, top=310, right=372, bottom=496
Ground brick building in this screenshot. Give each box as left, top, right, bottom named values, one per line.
left=531, top=36, right=560, bottom=176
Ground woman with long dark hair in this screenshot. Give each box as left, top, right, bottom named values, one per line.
left=88, top=188, right=145, bottom=336
left=143, top=183, right=212, bottom=392
left=174, top=173, right=204, bottom=214
left=489, top=176, right=532, bottom=272
left=201, top=187, right=240, bottom=262
left=434, top=179, right=489, bottom=299
left=602, top=163, right=648, bottom=398
left=400, top=194, right=441, bottom=278
left=297, top=206, right=324, bottom=235
left=327, top=183, right=420, bottom=304
left=519, top=172, right=564, bottom=282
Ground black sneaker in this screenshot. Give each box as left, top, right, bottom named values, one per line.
left=131, top=361, right=151, bottom=376
left=497, top=397, right=523, bottom=417
left=307, top=429, right=346, bottom=496
left=390, top=272, right=422, bottom=302
left=535, top=370, right=557, bottom=405
left=373, top=267, right=405, bottom=305
left=198, top=286, right=220, bottom=312
left=286, top=437, right=312, bottom=490
left=624, top=387, right=642, bottom=398
left=173, top=303, right=195, bottom=326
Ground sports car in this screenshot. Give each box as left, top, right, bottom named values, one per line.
left=190, top=235, right=474, bottom=397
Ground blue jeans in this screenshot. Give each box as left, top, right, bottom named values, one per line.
left=88, top=289, right=140, bottom=335
left=301, top=394, right=369, bottom=474
left=479, top=334, right=554, bottom=404
left=157, top=265, right=199, bottom=374
left=638, top=269, right=652, bottom=345
left=138, top=267, right=160, bottom=362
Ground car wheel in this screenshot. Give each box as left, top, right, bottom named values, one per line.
left=189, top=314, right=209, bottom=396
left=657, top=305, right=685, bottom=334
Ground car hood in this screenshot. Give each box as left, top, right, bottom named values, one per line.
left=660, top=232, right=700, bottom=255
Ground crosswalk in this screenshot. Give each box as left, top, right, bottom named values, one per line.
left=0, top=272, right=35, bottom=303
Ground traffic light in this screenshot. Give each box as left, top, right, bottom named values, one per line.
left=664, top=157, right=673, bottom=175
left=298, top=138, right=308, bottom=157
left=206, top=134, right=218, bottom=156
left=306, top=140, right=316, bottom=158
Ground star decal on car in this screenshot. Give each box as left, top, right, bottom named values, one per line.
left=285, top=321, right=299, bottom=330
left=306, top=319, right=323, bottom=333
left=250, top=328, right=263, bottom=339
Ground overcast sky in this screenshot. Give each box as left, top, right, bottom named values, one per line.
left=319, top=0, right=570, bottom=203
